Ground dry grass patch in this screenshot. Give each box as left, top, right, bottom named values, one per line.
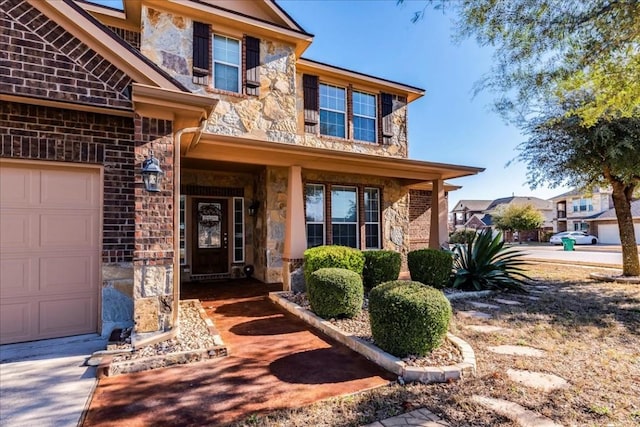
left=227, top=264, right=640, bottom=427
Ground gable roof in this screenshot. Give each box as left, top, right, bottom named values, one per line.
left=30, top=0, right=188, bottom=92
left=451, top=200, right=492, bottom=212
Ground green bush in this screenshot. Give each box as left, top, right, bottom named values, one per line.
left=407, top=248, right=453, bottom=289
left=449, top=229, right=478, bottom=244
left=303, top=245, right=365, bottom=284
left=362, top=250, right=401, bottom=291
left=369, top=280, right=451, bottom=357
left=452, top=228, right=530, bottom=292
left=307, top=268, right=363, bottom=319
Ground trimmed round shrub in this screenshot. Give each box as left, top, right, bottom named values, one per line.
left=407, top=248, right=453, bottom=289
left=307, top=268, right=364, bottom=319
left=303, top=245, right=365, bottom=284
left=363, top=250, right=401, bottom=291
left=369, top=280, right=451, bottom=357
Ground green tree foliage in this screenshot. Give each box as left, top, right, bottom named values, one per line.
left=518, top=106, right=640, bottom=276
left=492, top=204, right=545, bottom=235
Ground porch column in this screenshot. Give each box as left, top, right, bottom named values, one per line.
left=429, top=178, right=448, bottom=249
left=282, top=165, right=306, bottom=291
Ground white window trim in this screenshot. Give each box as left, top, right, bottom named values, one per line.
left=353, top=90, right=377, bottom=143
left=364, top=187, right=381, bottom=249
left=212, top=34, right=241, bottom=93
left=233, top=197, right=245, bottom=263
left=305, top=184, right=326, bottom=248
left=331, top=185, right=359, bottom=248
left=319, top=83, right=347, bottom=138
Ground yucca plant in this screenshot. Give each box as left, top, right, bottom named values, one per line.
left=452, top=229, right=531, bottom=292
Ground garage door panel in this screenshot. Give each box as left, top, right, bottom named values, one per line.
left=0, top=166, right=38, bottom=207
left=0, top=256, right=34, bottom=297
left=39, top=254, right=97, bottom=292
left=40, top=213, right=98, bottom=249
left=598, top=223, right=640, bottom=244
left=0, top=302, right=31, bottom=345
left=40, top=169, right=99, bottom=208
left=39, top=296, right=97, bottom=337
left=0, top=211, right=36, bottom=251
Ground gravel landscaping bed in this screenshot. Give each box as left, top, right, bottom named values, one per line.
left=111, top=300, right=218, bottom=363
left=282, top=292, right=462, bottom=367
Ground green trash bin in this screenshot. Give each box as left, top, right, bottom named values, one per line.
left=561, top=237, right=575, bottom=251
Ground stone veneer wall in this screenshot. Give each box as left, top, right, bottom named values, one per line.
left=133, top=116, right=175, bottom=334
left=139, top=6, right=410, bottom=158
left=409, top=190, right=432, bottom=251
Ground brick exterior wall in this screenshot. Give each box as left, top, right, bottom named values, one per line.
left=409, top=189, right=432, bottom=251
left=107, top=26, right=141, bottom=51
left=0, top=102, right=136, bottom=263
left=1, top=0, right=132, bottom=110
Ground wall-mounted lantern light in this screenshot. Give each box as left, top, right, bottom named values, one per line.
left=141, top=151, right=163, bottom=192
left=248, top=200, right=260, bottom=216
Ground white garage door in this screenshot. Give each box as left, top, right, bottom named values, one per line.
left=0, top=162, right=100, bottom=344
left=598, top=223, right=640, bottom=244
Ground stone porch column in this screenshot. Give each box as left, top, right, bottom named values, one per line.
left=282, top=165, right=306, bottom=291
left=429, top=178, right=448, bottom=249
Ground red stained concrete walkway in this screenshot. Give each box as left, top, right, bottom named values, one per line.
left=83, top=280, right=393, bottom=426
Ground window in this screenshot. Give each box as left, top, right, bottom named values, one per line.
left=353, top=91, right=376, bottom=142
left=233, top=198, right=244, bottom=262
left=574, top=222, right=588, bottom=232
left=213, top=34, right=240, bottom=92
left=331, top=186, right=358, bottom=247
left=364, top=188, right=381, bottom=248
left=319, top=84, right=346, bottom=138
left=572, top=198, right=593, bottom=212
left=305, top=184, right=325, bottom=248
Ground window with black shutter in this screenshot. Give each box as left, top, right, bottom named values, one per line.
left=193, top=21, right=210, bottom=83
left=303, top=74, right=319, bottom=133
left=380, top=92, right=394, bottom=139
left=244, top=35, right=260, bottom=96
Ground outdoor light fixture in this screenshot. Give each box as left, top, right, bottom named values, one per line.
left=248, top=200, right=260, bottom=216
left=141, top=151, right=163, bottom=192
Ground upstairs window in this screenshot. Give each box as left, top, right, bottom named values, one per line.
left=572, top=198, right=593, bottom=212
left=319, top=83, right=346, bottom=138
left=353, top=91, right=376, bottom=142
left=213, top=35, right=241, bottom=93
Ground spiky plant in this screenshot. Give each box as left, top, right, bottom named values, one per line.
left=452, top=229, right=531, bottom=292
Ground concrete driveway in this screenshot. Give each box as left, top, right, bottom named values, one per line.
left=0, top=334, right=106, bottom=427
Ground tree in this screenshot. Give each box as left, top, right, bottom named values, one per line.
left=518, top=103, right=640, bottom=276
left=492, top=204, right=545, bottom=243
left=400, top=0, right=640, bottom=275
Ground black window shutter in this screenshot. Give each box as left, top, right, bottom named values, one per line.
left=193, top=22, right=210, bottom=77
left=303, top=74, right=319, bottom=133
left=245, top=36, right=260, bottom=95
left=380, top=92, right=394, bottom=138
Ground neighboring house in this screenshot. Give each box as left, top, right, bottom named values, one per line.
left=0, top=0, right=483, bottom=345
left=586, top=200, right=640, bottom=244
left=549, top=188, right=613, bottom=234
left=449, top=200, right=492, bottom=230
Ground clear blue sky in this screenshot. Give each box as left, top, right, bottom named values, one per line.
left=88, top=0, right=569, bottom=208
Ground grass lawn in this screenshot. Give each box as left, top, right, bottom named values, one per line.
left=227, top=263, right=640, bottom=427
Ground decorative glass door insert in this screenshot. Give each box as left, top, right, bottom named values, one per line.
left=198, top=202, right=222, bottom=248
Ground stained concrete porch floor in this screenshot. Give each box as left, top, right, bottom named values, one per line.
left=83, top=279, right=394, bottom=426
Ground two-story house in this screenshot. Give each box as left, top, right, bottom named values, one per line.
left=0, top=0, right=483, bottom=345
left=550, top=188, right=613, bottom=233
left=449, top=200, right=492, bottom=231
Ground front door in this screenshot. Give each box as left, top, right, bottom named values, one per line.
left=192, top=198, right=229, bottom=275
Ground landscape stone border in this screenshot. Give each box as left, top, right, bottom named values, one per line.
left=269, top=292, right=476, bottom=383
left=589, top=272, right=640, bottom=284
left=96, top=299, right=227, bottom=378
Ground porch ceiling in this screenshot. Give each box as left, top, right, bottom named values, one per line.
left=185, top=134, right=484, bottom=182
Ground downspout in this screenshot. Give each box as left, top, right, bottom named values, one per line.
left=171, top=119, right=207, bottom=331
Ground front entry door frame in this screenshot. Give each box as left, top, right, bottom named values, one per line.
left=191, top=197, right=230, bottom=276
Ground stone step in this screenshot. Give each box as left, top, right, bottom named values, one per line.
left=458, top=310, right=492, bottom=320
left=487, top=345, right=546, bottom=357
left=466, top=325, right=507, bottom=334
left=493, top=298, right=523, bottom=306
left=506, top=369, right=568, bottom=392
left=472, top=395, right=563, bottom=427
left=468, top=301, right=501, bottom=310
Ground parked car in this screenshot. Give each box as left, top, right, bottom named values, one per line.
left=549, top=231, right=599, bottom=245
